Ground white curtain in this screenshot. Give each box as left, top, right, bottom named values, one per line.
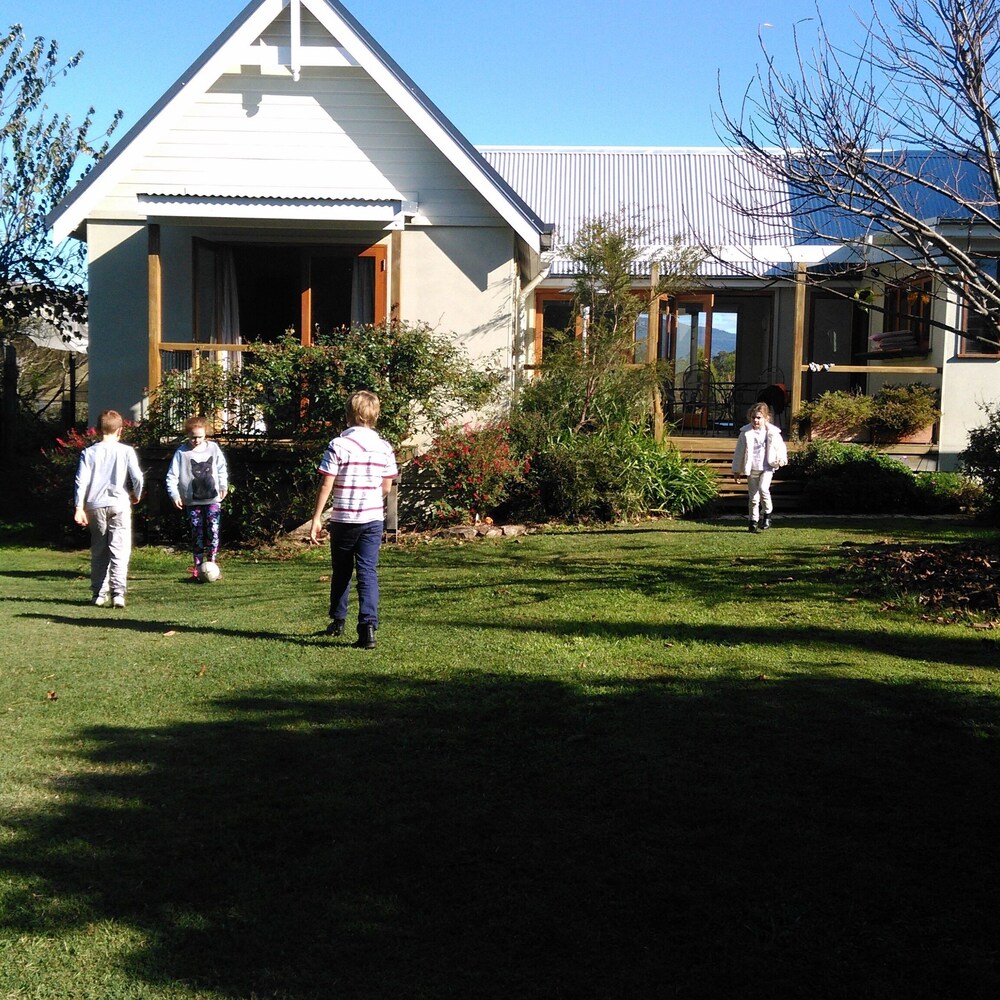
left=351, top=256, right=375, bottom=325
left=216, top=247, right=242, bottom=370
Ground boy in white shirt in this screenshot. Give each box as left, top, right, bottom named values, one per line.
left=309, top=391, right=398, bottom=648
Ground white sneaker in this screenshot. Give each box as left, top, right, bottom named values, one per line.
left=112, top=595, right=126, bottom=609
left=93, top=594, right=108, bottom=607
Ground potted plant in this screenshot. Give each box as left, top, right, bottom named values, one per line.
left=795, top=390, right=875, bottom=442
left=870, top=382, right=940, bottom=444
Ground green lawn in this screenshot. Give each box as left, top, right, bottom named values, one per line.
left=1, top=519, right=999, bottom=999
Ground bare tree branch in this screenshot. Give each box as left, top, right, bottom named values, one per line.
left=715, top=0, right=1000, bottom=350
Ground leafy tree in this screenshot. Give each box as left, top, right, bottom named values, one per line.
left=960, top=401, right=1000, bottom=520
left=0, top=24, right=120, bottom=459
left=717, top=0, right=1000, bottom=349
left=0, top=24, right=119, bottom=332
left=517, top=214, right=703, bottom=436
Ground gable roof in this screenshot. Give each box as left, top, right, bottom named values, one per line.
left=47, top=0, right=551, bottom=251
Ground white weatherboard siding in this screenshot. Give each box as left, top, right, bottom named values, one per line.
left=940, top=358, right=1000, bottom=471
left=86, top=69, right=505, bottom=228
left=87, top=223, right=150, bottom=421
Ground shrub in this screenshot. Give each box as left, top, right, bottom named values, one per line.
left=794, top=390, right=874, bottom=440
left=509, top=428, right=717, bottom=523
left=870, top=382, right=940, bottom=442
left=31, top=423, right=140, bottom=546
left=790, top=442, right=978, bottom=515
left=138, top=322, right=504, bottom=446
left=794, top=383, right=941, bottom=443
left=407, top=423, right=528, bottom=526
left=960, top=402, right=1000, bottom=521
left=912, top=472, right=984, bottom=514
left=792, top=441, right=918, bottom=513
left=222, top=443, right=320, bottom=545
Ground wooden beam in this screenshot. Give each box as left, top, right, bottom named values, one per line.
left=789, top=262, right=807, bottom=418
left=798, top=364, right=941, bottom=375
left=147, top=224, right=162, bottom=393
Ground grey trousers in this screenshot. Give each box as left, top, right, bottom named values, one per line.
left=89, top=506, right=132, bottom=597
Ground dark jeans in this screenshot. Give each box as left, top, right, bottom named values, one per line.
left=328, top=519, right=383, bottom=627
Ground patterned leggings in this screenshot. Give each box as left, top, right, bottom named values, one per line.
left=187, top=503, right=222, bottom=566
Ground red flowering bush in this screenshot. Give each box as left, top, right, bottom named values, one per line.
left=411, top=423, right=528, bottom=525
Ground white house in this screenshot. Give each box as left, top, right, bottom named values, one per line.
left=47, top=0, right=999, bottom=470
left=47, top=0, right=552, bottom=426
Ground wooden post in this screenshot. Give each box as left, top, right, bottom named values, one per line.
left=790, top=261, right=807, bottom=420
left=647, top=263, right=664, bottom=440
left=148, top=224, right=162, bottom=393
left=390, top=230, right=402, bottom=323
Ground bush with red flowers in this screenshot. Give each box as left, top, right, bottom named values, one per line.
left=410, top=423, right=528, bottom=525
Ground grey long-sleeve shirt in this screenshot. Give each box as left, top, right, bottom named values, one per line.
left=74, top=439, right=144, bottom=512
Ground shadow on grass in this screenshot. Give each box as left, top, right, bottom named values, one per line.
left=431, top=617, right=1000, bottom=672
left=382, top=535, right=914, bottom=620
left=17, top=612, right=324, bottom=646
left=0, top=568, right=83, bottom=580
left=4, top=671, right=1000, bottom=998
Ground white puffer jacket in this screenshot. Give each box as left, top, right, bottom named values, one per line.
left=732, top=422, right=788, bottom=476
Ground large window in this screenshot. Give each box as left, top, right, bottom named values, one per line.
left=960, top=260, right=1000, bottom=357
left=532, top=292, right=575, bottom=368
left=193, top=241, right=387, bottom=346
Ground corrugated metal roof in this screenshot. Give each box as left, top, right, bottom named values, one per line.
left=478, top=146, right=996, bottom=278
left=478, top=147, right=798, bottom=270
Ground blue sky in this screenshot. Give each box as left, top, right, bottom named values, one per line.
left=20, top=0, right=881, bottom=149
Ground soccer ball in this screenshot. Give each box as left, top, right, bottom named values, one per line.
left=198, top=561, right=221, bottom=583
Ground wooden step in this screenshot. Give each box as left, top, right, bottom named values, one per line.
left=668, top=435, right=804, bottom=510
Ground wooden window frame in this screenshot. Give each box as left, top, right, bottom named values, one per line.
left=191, top=239, right=388, bottom=348
left=302, top=243, right=387, bottom=344
left=532, top=291, right=576, bottom=368
left=958, top=261, right=1000, bottom=357
left=882, top=272, right=933, bottom=354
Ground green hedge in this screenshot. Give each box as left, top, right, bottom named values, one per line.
left=791, top=441, right=982, bottom=514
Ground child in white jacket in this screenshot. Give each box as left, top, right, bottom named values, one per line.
left=732, top=401, right=788, bottom=533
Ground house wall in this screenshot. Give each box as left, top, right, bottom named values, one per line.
left=399, top=227, right=516, bottom=366
left=82, top=215, right=521, bottom=421
left=860, top=279, right=1000, bottom=472
left=72, top=20, right=530, bottom=426
left=86, top=222, right=150, bottom=422
left=940, top=292, right=1000, bottom=471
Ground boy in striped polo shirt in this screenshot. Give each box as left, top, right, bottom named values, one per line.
left=309, top=390, right=398, bottom=649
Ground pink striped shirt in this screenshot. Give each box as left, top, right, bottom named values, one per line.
left=318, top=426, right=398, bottom=524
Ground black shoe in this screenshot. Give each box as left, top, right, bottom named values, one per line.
left=325, top=619, right=345, bottom=637
left=748, top=520, right=759, bottom=533
left=355, top=623, right=377, bottom=649
left=760, top=511, right=772, bottom=530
